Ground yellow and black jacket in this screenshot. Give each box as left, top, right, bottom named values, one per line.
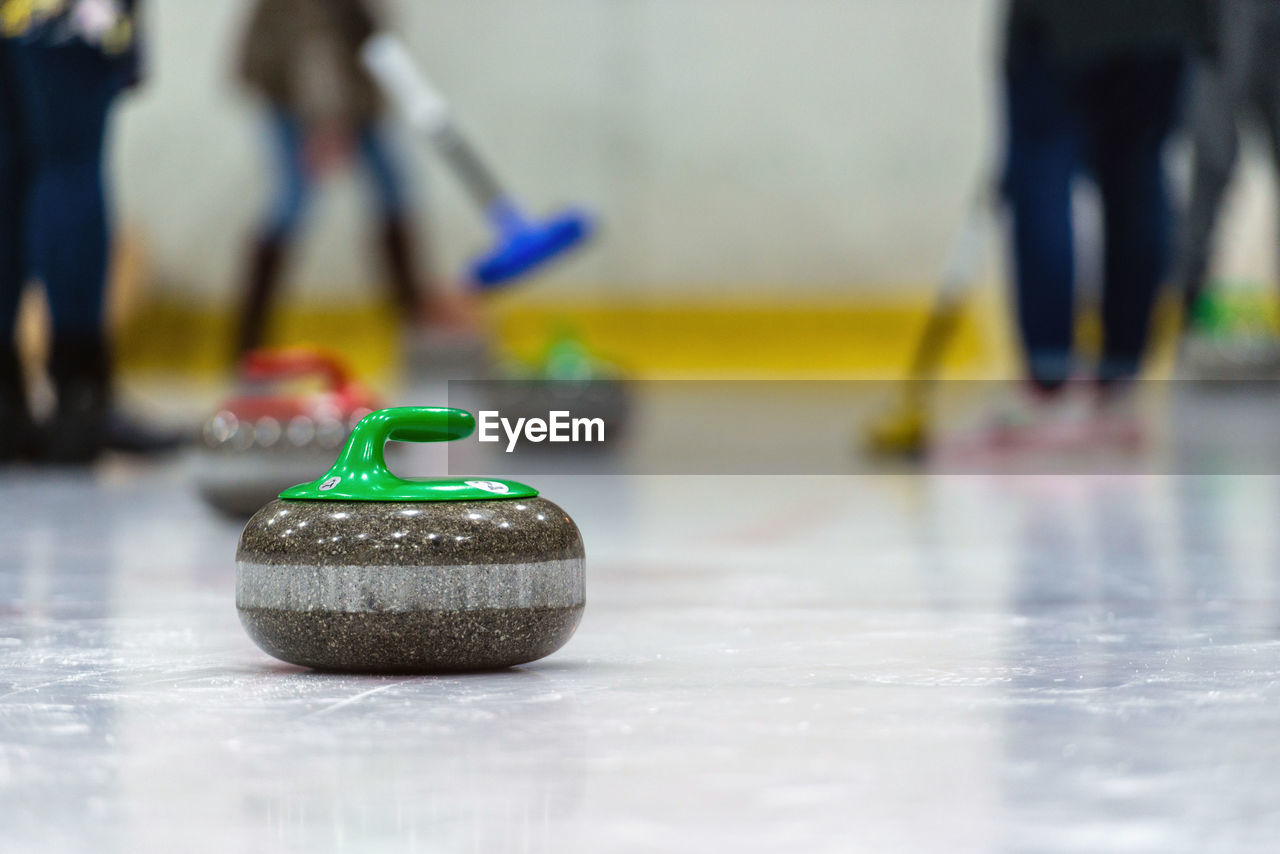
left=1, top=0, right=138, bottom=55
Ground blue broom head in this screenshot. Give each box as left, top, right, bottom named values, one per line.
left=470, top=205, right=594, bottom=289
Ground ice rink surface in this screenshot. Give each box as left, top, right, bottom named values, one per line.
left=3, top=390, right=1280, bottom=852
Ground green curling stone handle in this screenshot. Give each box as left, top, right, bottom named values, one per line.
left=279, top=406, right=538, bottom=502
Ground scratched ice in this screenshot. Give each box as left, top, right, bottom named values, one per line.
left=2, top=389, right=1280, bottom=852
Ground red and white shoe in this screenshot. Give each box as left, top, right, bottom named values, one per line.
left=1088, top=385, right=1148, bottom=450
left=935, top=382, right=1092, bottom=466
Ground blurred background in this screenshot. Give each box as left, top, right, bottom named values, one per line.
left=6, top=0, right=1280, bottom=469
left=90, top=0, right=1011, bottom=379
left=90, top=0, right=1275, bottom=380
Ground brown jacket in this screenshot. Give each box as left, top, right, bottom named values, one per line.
left=238, top=0, right=383, bottom=125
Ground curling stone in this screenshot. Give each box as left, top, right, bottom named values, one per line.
left=403, top=323, right=492, bottom=384
left=235, top=406, right=585, bottom=672
left=194, top=348, right=381, bottom=517
left=488, top=328, right=632, bottom=445
left=1181, top=290, right=1280, bottom=384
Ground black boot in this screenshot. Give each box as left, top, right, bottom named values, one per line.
left=45, top=333, right=185, bottom=464
left=45, top=334, right=111, bottom=464
left=0, top=344, right=36, bottom=462
left=235, top=233, right=287, bottom=360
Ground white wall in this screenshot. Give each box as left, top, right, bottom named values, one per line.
left=114, top=0, right=1006, bottom=303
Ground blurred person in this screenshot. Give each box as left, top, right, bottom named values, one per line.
left=985, top=0, right=1210, bottom=449
left=234, top=0, right=468, bottom=359
left=1175, top=0, right=1280, bottom=332
left=0, top=0, right=179, bottom=463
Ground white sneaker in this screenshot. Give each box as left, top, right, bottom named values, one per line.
left=979, top=383, right=1092, bottom=451
left=1089, top=385, right=1147, bottom=450
left=937, top=381, right=1091, bottom=463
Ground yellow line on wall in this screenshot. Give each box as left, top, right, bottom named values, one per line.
left=115, top=289, right=1011, bottom=381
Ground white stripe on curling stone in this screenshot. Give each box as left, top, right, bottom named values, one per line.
left=236, top=559, right=585, bottom=613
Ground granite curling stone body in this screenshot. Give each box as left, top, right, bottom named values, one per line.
left=236, top=406, right=585, bottom=672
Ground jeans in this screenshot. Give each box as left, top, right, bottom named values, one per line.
left=1003, top=49, right=1185, bottom=386
left=0, top=39, right=121, bottom=347
left=260, top=110, right=409, bottom=240
left=1176, top=0, right=1280, bottom=308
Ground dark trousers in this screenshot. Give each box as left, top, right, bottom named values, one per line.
left=0, top=39, right=121, bottom=349
left=1003, top=50, right=1185, bottom=385
left=1176, top=0, right=1280, bottom=310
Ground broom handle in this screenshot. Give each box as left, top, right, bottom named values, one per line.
left=906, top=182, right=994, bottom=382
left=361, top=33, right=510, bottom=211
left=433, top=125, right=508, bottom=210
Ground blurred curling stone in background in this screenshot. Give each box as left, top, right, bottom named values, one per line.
left=194, top=347, right=382, bottom=517
left=1181, top=288, right=1280, bottom=384
left=484, top=325, right=632, bottom=449
left=403, top=321, right=492, bottom=384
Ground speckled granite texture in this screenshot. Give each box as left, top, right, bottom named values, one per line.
left=238, top=606, right=582, bottom=673
left=235, top=497, right=585, bottom=672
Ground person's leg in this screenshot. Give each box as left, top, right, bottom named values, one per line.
left=14, top=42, right=119, bottom=461
left=23, top=55, right=113, bottom=338
left=0, top=40, right=36, bottom=459
left=1254, top=5, right=1280, bottom=288
left=18, top=43, right=182, bottom=461
left=235, top=110, right=312, bottom=357
left=1003, top=53, right=1081, bottom=389
left=0, top=42, right=28, bottom=349
left=1085, top=56, right=1186, bottom=384
left=1175, top=57, right=1239, bottom=315
left=1176, top=0, right=1253, bottom=315
left=357, top=123, right=430, bottom=317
